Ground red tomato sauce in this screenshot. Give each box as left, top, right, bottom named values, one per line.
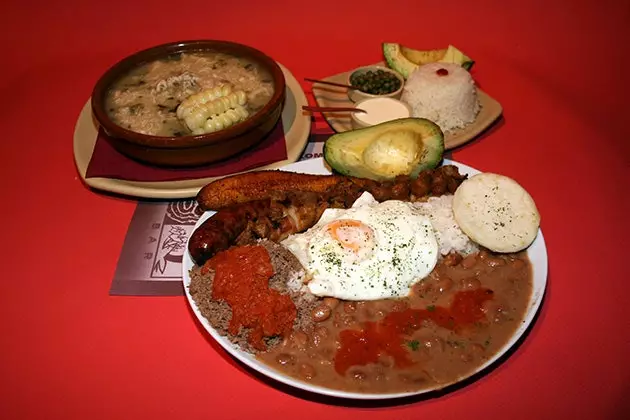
left=334, top=289, right=494, bottom=374
left=202, top=245, right=297, bottom=351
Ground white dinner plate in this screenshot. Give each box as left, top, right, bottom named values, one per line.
left=182, top=158, right=548, bottom=400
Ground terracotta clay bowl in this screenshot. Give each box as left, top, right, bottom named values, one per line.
left=91, top=39, right=286, bottom=167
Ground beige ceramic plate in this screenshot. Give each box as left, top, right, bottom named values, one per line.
left=312, top=62, right=502, bottom=150
left=73, top=62, right=311, bottom=199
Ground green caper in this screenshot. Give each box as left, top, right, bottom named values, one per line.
left=351, top=68, right=401, bottom=94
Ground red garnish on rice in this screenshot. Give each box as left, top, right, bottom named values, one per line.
left=436, top=68, right=449, bottom=76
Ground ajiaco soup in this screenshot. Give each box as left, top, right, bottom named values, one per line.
left=105, top=51, right=275, bottom=137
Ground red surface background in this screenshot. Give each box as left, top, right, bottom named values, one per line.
left=1, top=0, right=629, bottom=419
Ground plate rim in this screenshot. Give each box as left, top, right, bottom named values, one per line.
left=73, top=62, right=311, bottom=199
left=182, top=157, right=548, bottom=400
left=311, top=62, right=503, bottom=151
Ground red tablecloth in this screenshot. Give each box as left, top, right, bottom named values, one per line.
left=1, top=1, right=628, bottom=419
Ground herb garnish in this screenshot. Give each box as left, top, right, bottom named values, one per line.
left=407, top=340, right=420, bottom=351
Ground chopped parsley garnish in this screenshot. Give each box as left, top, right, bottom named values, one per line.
left=407, top=340, right=420, bottom=351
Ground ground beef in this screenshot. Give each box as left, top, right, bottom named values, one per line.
left=188, top=239, right=321, bottom=354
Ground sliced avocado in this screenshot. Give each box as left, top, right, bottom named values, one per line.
left=400, top=44, right=445, bottom=66
left=383, top=43, right=475, bottom=79
left=441, top=45, right=475, bottom=70
left=323, top=118, right=444, bottom=181
left=383, top=43, right=419, bottom=79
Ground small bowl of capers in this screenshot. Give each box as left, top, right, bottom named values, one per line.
left=346, top=65, right=405, bottom=103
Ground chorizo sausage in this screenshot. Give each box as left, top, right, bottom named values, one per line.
left=188, top=200, right=271, bottom=266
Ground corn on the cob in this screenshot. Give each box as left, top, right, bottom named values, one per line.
left=176, top=84, right=232, bottom=119
left=202, top=105, right=249, bottom=134
left=182, top=90, right=247, bottom=131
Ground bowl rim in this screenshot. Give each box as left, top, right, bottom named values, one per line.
left=346, top=65, right=405, bottom=99
left=350, top=96, right=413, bottom=128
left=91, top=39, right=286, bottom=150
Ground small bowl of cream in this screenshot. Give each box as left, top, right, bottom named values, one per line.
left=351, top=97, right=413, bottom=129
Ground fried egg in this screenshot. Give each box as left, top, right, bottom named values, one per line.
left=282, top=192, right=438, bottom=300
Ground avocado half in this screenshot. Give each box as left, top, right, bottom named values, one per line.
left=323, top=118, right=445, bottom=181
left=383, top=43, right=475, bottom=79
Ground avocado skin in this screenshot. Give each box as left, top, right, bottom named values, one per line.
left=462, top=61, right=475, bottom=71
left=323, top=118, right=445, bottom=181
left=383, top=43, right=475, bottom=79
left=383, top=43, right=417, bottom=79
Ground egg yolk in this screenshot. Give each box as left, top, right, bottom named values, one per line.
left=326, top=219, right=375, bottom=254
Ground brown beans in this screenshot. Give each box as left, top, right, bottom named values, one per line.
left=349, top=369, right=367, bottom=381
left=298, top=363, right=316, bottom=380
left=422, top=337, right=445, bottom=353
left=460, top=353, right=474, bottom=363
left=443, top=252, right=463, bottom=267
left=318, top=347, right=334, bottom=362
left=360, top=307, right=374, bottom=319
left=460, top=277, right=482, bottom=291
left=355, top=301, right=367, bottom=309
left=485, top=256, right=506, bottom=268
left=508, top=288, right=520, bottom=299
left=460, top=343, right=485, bottom=363
left=436, top=277, right=453, bottom=294
left=344, top=302, right=357, bottom=313
left=290, top=331, right=308, bottom=349
left=461, top=254, right=477, bottom=269
left=398, top=373, right=428, bottom=384
left=311, top=327, right=330, bottom=348
left=314, top=326, right=329, bottom=338
left=311, top=304, right=332, bottom=322
left=275, top=353, right=296, bottom=366
left=493, top=306, right=511, bottom=324
left=374, top=372, right=387, bottom=382
left=470, top=343, right=486, bottom=356
left=323, top=297, right=340, bottom=309
left=378, top=355, right=395, bottom=368
left=390, top=300, right=409, bottom=312
left=398, top=373, right=413, bottom=383
left=414, top=280, right=436, bottom=300
left=255, top=222, right=534, bottom=393
left=342, top=315, right=359, bottom=328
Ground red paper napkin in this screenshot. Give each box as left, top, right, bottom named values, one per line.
left=85, top=121, right=288, bottom=182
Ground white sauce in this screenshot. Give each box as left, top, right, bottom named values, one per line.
left=355, top=97, right=411, bottom=125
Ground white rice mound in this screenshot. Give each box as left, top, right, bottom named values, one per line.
left=401, top=62, right=480, bottom=133
left=413, top=195, right=478, bottom=257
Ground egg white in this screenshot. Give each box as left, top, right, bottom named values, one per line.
left=282, top=192, right=438, bottom=301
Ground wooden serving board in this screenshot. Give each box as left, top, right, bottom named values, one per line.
left=312, top=62, right=503, bottom=150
